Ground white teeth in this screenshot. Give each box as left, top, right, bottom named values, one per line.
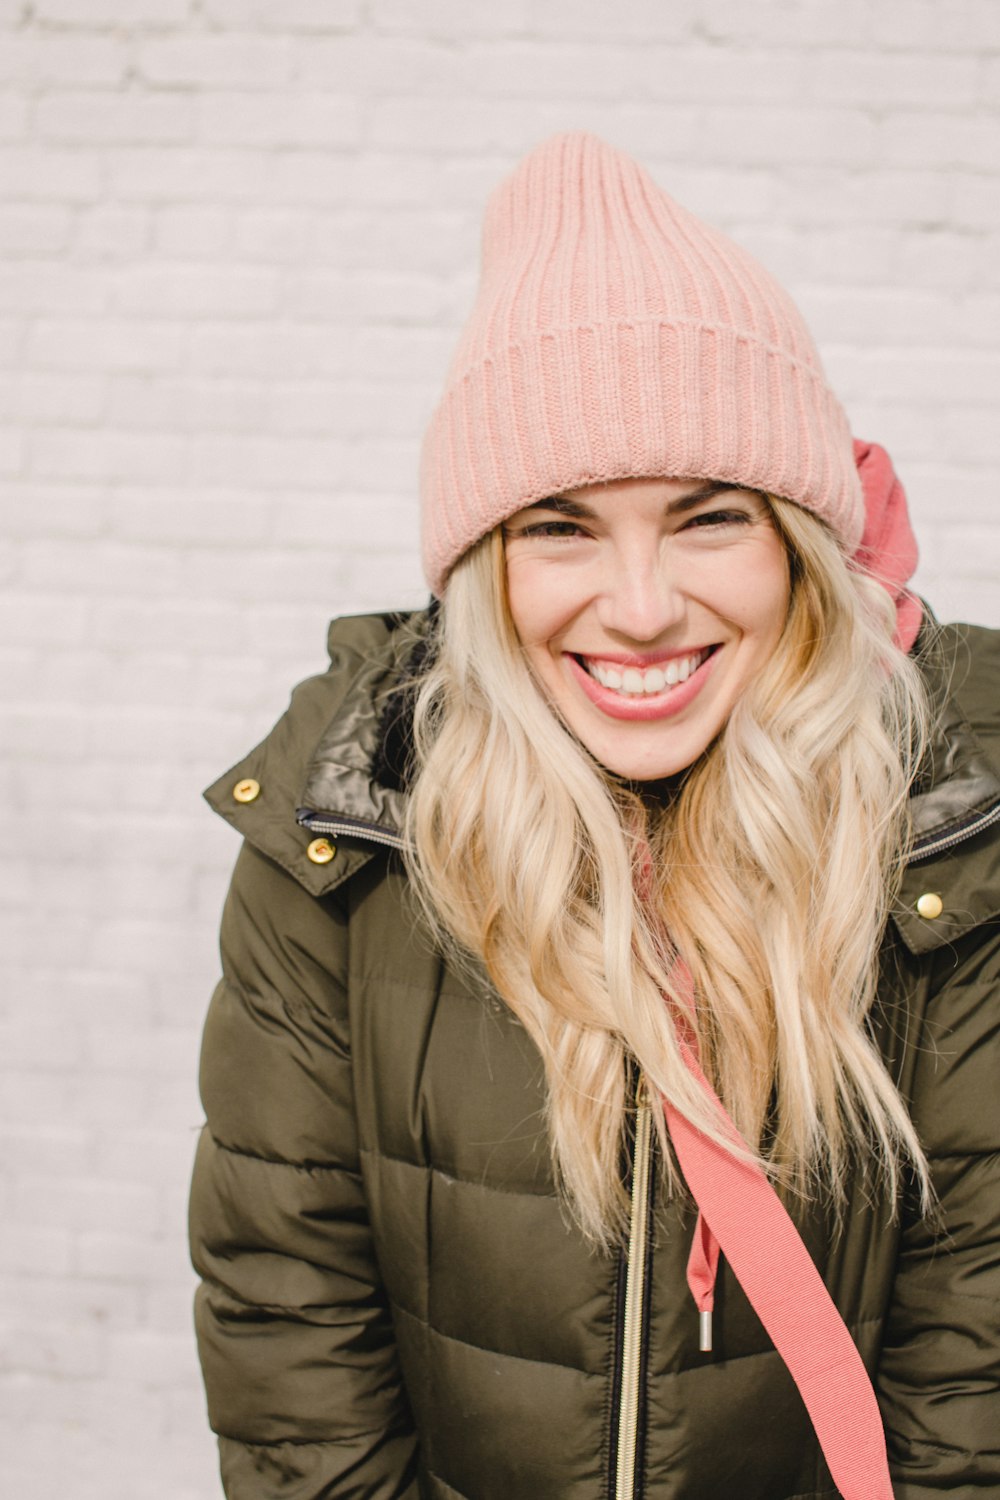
left=586, top=650, right=707, bottom=695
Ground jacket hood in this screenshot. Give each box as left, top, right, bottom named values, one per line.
left=205, top=610, right=1000, bottom=957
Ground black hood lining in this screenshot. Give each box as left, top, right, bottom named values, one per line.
left=370, top=599, right=440, bottom=795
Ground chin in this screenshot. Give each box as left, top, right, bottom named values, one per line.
left=584, top=738, right=709, bottom=783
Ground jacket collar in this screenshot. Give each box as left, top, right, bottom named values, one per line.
left=294, top=612, right=1000, bottom=954
left=894, top=620, right=1000, bottom=954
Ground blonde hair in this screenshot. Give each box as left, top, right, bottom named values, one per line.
left=404, top=498, right=930, bottom=1243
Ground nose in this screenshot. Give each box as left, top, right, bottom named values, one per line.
left=594, top=546, right=685, bottom=643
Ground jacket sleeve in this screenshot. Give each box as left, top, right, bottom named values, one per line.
left=877, top=930, right=1000, bottom=1498
left=189, top=840, right=420, bottom=1499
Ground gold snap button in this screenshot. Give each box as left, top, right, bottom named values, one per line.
left=916, top=892, right=943, bottom=920
left=232, top=778, right=260, bottom=804
left=306, top=837, right=336, bottom=865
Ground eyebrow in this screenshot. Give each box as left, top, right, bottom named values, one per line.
left=524, top=481, right=746, bottom=519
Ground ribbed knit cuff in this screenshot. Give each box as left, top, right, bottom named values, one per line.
left=421, top=319, right=862, bottom=594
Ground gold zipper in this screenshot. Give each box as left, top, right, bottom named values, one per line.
left=615, top=1078, right=653, bottom=1500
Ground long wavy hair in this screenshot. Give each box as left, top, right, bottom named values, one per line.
left=404, top=496, right=931, bottom=1244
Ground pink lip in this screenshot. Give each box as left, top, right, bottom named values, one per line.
left=566, top=647, right=718, bottom=722
left=578, top=646, right=713, bottom=668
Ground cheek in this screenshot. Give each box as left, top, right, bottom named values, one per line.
left=729, top=548, right=791, bottom=644
left=504, top=566, right=538, bottom=646
left=505, top=563, right=577, bottom=648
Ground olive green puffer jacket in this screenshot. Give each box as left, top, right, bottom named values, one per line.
left=191, top=611, right=1000, bottom=1500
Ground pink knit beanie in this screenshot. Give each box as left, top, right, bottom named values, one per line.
left=420, top=131, right=865, bottom=595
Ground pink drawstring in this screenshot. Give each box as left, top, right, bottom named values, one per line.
left=661, top=959, right=894, bottom=1500
left=686, top=1209, right=719, bottom=1352
left=665, top=958, right=720, bottom=1351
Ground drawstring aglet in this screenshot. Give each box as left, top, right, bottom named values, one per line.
left=699, top=1308, right=713, bottom=1353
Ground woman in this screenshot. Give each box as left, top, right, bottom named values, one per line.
left=190, top=134, right=1000, bottom=1499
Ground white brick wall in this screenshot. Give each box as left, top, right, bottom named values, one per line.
left=1, top=2, right=997, bottom=1495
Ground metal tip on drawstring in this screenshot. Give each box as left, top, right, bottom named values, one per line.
left=699, top=1309, right=713, bottom=1353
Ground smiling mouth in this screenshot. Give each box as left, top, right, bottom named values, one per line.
left=577, top=647, right=715, bottom=697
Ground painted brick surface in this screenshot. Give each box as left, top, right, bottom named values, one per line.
left=1, top=2, right=998, bottom=1497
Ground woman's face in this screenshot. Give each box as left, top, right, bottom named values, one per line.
left=503, top=476, right=792, bottom=782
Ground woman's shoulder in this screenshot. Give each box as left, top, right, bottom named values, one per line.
left=202, top=607, right=429, bottom=897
